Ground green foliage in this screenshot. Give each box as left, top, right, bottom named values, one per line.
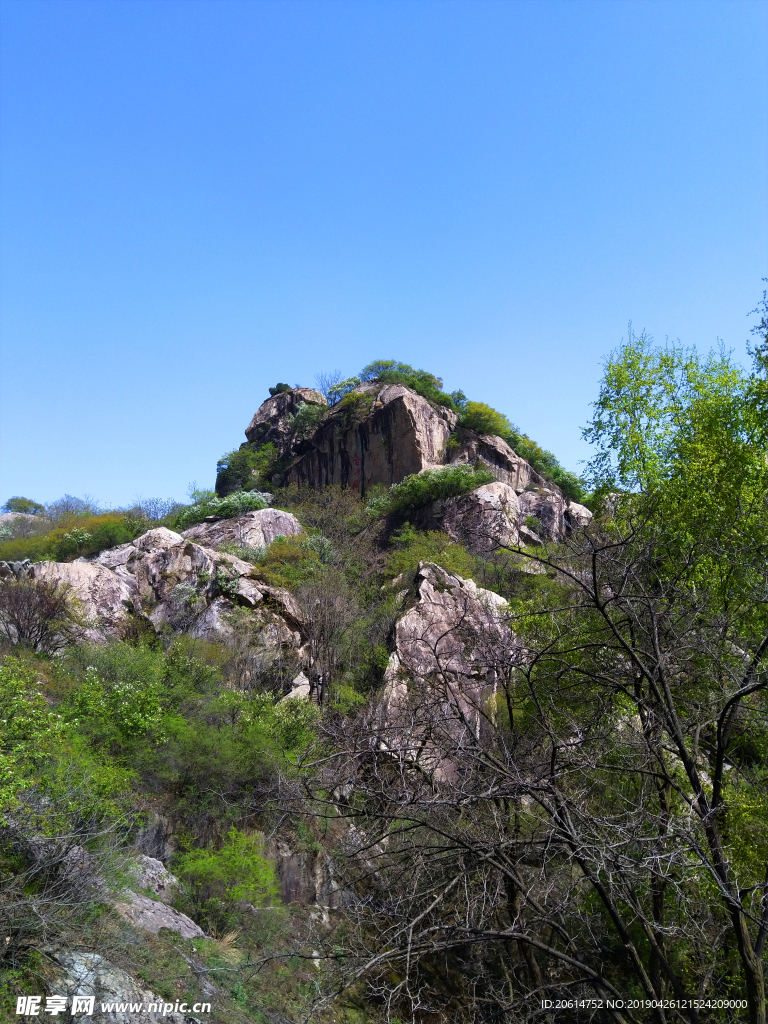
left=335, top=389, right=375, bottom=425
left=256, top=535, right=320, bottom=588
left=174, top=490, right=268, bottom=530
left=327, top=376, right=361, bottom=404
left=65, top=643, right=165, bottom=740
left=459, top=401, right=586, bottom=501
left=178, top=827, right=280, bottom=905
left=458, top=401, right=514, bottom=438
left=176, top=828, right=280, bottom=932
left=288, top=401, right=326, bottom=440
left=216, top=442, right=279, bottom=495
left=269, top=383, right=291, bottom=396
left=385, top=526, right=479, bottom=583
left=0, top=513, right=145, bottom=563
left=0, top=658, right=64, bottom=811
left=366, top=464, right=495, bottom=519
left=359, top=360, right=455, bottom=409
left=1, top=497, right=44, bottom=515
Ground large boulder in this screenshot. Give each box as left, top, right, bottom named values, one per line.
left=182, top=508, right=303, bottom=550
left=378, top=562, right=517, bottom=782
left=418, top=482, right=593, bottom=554
left=46, top=950, right=201, bottom=1023
left=245, top=387, right=327, bottom=456
left=286, top=383, right=458, bottom=494
left=392, top=562, right=512, bottom=686
left=114, top=890, right=204, bottom=939
left=29, top=523, right=306, bottom=648
left=447, top=427, right=547, bottom=490
left=30, top=560, right=134, bottom=640
left=417, top=481, right=522, bottom=554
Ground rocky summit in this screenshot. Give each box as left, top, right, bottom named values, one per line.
left=229, top=378, right=591, bottom=546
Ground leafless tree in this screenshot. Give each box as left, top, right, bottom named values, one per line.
left=295, top=575, right=359, bottom=702
left=297, top=510, right=768, bottom=1023
left=315, top=370, right=344, bottom=403
left=0, top=577, right=83, bottom=654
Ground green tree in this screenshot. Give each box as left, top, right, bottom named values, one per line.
left=1, top=498, right=44, bottom=516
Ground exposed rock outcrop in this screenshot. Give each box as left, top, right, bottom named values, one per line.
left=30, top=560, right=135, bottom=641
left=27, top=515, right=306, bottom=648
left=245, top=387, right=327, bottom=457
left=286, top=383, right=458, bottom=494
left=377, top=563, right=518, bottom=781
left=114, top=891, right=205, bottom=939
left=46, top=951, right=201, bottom=1023
left=392, top=562, right=512, bottom=688
left=128, top=854, right=179, bottom=904
left=416, top=481, right=593, bottom=554
left=182, top=507, right=302, bottom=550
left=268, top=837, right=343, bottom=908
left=447, top=427, right=546, bottom=490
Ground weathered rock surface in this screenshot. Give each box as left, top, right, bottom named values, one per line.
left=447, top=427, right=547, bottom=490
left=378, top=562, right=518, bottom=781
left=30, top=560, right=134, bottom=641
left=245, top=387, right=327, bottom=456
left=393, top=562, right=512, bottom=686
left=182, top=507, right=302, bottom=550
left=268, top=837, right=344, bottom=908
left=418, top=481, right=593, bottom=553
left=128, top=854, right=179, bottom=904
left=28, top=518, right=306, bottom=647
left=286, top=383, right=458, bottom=494
left=416, top=481, right=522, bottom=554
left=46, top=950, right=201, bottom=1023
left=114, top=890, right=204, bottom=939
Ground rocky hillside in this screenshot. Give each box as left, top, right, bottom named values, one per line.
left=3, top=338, right=765, bottom=1023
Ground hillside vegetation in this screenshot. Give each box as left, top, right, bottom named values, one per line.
left=1, top=301, right=767, bottom=1024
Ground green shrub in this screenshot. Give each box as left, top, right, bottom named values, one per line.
left=1, top=497, right=44, bottom=516
left=269, top=383, right=291, bottom=396
left=0, top=513, right=144, bottom=563
left=256, top=535, right=320, bottom=588
left=66, top=646, right=164, bottom=740
left=0, top=658, right=64, bottom=811
left=216, top=443, right=279, bottom=495
left=327, top=376, right=361, bottom=404
left=366, top=464, right=495, bottom=519
left=385, top=526, right=480, bottom=583
left=176, top=828, right=280, bottom=931
left=359, top=360, right=455, bottom=409
left=174, top=490, right=268, bottom=530
left=335, top=389, right=375, bottom=426
left=288, top=401, right=326, bottom=440
left=459, top=401, right=586, bottom=502
left=459, top=401, right=515, bottom=438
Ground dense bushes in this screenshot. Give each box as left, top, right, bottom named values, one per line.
left=173, top=490, right=268, bottom=530
left=0, top=513, right=145, bottom=563
left=459, top=400, right=586, bottom=501
left=215, top=442, right=279, bottom=495
left=366, top=464, right=494, bottom=519
left=360, top=360, right=456, bottom=409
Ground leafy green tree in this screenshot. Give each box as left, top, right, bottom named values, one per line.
left=1, top=498, right=44, bottom=516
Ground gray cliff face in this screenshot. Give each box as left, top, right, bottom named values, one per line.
left=245, top=387, right=327, bottom=456
left=284, top=383, right=458, bottom=494
left=377, top=562, right=518, bottom=782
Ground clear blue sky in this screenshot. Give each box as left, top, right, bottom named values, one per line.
left=1, top=0, right=766, bottom=508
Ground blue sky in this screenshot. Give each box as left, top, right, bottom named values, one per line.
left=1, top=0, right=766, bottom=508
